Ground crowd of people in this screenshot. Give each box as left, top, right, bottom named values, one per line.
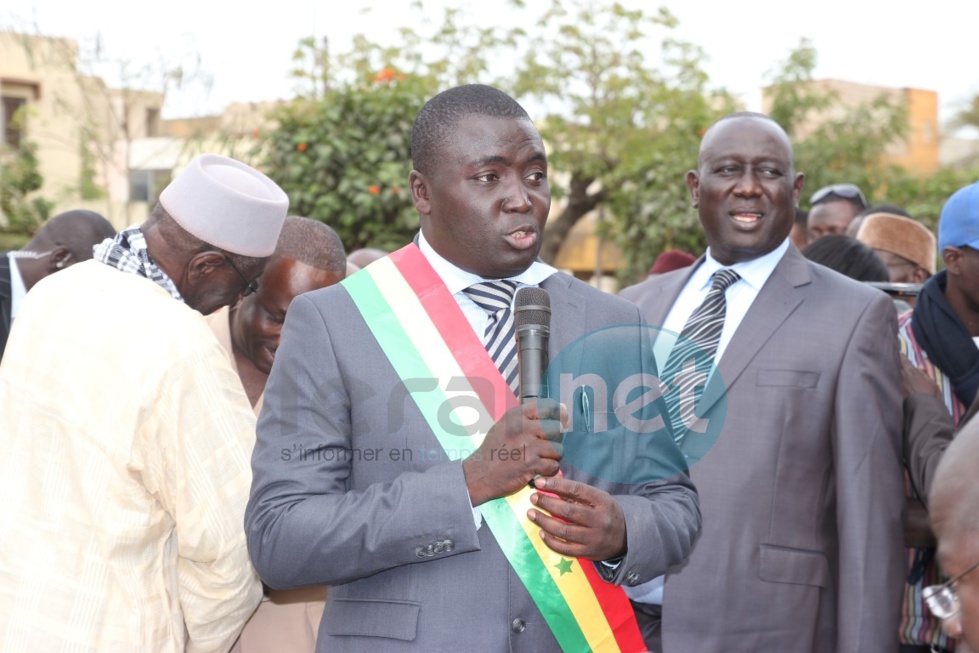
left=0, top=83, right=977, bottom=653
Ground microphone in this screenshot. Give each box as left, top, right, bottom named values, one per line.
left=514, top=287, right=551, bottom=403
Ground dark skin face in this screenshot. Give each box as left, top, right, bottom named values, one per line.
left=874, top=248, right=930, bottom=285
left=687, top=116, right=805, bottom=266
left=807, top=199, right=861, bottom=242
left=179, top=252, right=266, bottom=316
left=943, top=245, right=979, bottom=337
left=932, top=484, right=979, bottom=647
left=410, top=115, right=550, bottom=279
left=231, top=256, right=343, bottom=376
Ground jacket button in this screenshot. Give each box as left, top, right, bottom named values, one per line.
left=511, top=618, right=526, bottom=633
left=415, top=546, right=426, bottom=559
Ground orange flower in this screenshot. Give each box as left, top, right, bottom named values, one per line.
left=251, top=128, right=261, bottom=138
left=296, top=142, right=308, bottom=152
left=369, top=185, right=381, bottom=195
left=390, top=187, right=400, bottom=195
left=374, top=67, right=396, bottom=83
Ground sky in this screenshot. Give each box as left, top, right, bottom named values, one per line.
left=4, top=0, right=978, bottom=129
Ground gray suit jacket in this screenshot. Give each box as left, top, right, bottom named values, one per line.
left=620, top=246, right=905, bottom=653
left=246, top=268, right=701, bottom=652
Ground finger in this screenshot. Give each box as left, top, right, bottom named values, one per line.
left=531, top=489, right=591, bottom=526
left=528, top=507, right=589, bottom=545
left=538, top=417, right=565, bottom=442
left=532, top=475, right=597, bottom=505
left=524, top=397, right=562, bottom=421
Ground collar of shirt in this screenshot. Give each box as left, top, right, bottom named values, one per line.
left=6, top=252, right=28, bottom=321
left=417, top=231, right=557, bottom=302
left=660, top=238, right=790, bottom=367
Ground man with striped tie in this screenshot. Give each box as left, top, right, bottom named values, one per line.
left=620, top=112, right=905, bottom=652
left=245, top=84, right=701, bottom=652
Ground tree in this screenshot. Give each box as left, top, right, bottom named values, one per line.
left=765, top=40, right=910, bottom=205
left=508, top=0, right=734, bottom=273
left=260, top=39, right=432, bottom=251
left=0, top=140, right=54, bottom=235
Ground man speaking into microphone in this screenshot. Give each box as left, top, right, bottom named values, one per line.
left=246, top=84, right=699, bottom=652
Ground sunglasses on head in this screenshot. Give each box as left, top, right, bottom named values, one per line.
left=810, top=184, right=868, bottom=208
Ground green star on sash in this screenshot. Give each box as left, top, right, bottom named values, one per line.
left=555, top=558, right=574, bottom=576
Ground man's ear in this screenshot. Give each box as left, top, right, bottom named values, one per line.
left=409, top=170, right=431, bottom=215
left=185, top=251, right=226, bottom=285
left=685, top=170, right=700, bottom=208
left=48, top=247, right=72, bottom=272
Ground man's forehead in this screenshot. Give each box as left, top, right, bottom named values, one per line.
left=699, top=117, right=791, bottom=162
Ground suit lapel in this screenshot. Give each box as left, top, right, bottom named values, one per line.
left=699, top=247, right=811, bottom=414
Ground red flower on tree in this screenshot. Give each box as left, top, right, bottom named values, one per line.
left=369, top=185, right=381, bottom=195
left=296, top=142, right=308, bottom=152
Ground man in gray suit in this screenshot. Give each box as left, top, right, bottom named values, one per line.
left=620, top=112, right=905, bottom=652
left=246, top=84, right=700, bottom=651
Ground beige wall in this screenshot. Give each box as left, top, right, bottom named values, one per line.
left=761, top=78, right=940, bottom=175
left=0, top=30, right=166, bottom=229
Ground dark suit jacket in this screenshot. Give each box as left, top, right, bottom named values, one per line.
left=0, top=255, right=12, bottom=361
left=620, top=246, right=905, bottom=653
left=245, top=268, right=701, bottom=652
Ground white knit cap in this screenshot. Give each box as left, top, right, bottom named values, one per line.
left=160, top=154, right=288, bottom=257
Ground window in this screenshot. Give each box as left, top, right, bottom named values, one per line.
left=128, top=169, right=172, bottom=204
left=2, top=96, right=26, bottom=150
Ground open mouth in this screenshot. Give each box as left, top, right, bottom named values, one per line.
left=730, top=211, right=763, bottom=226
left=504, top=227, right=538, bottom=250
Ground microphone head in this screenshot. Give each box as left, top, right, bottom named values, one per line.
left=514, top=286, right=551, bottom=329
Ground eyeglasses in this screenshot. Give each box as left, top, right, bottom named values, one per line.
left=810, top=184, right=868, bottom=209
left=923, top=558, right=979, bottom=619
left=224, top=256, right=259, bottom=297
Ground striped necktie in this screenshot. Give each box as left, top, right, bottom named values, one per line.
left=464, top=280, right=519, bottom=396
left=663, top=268, right=741, bottom=441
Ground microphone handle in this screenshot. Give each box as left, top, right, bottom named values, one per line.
left=517, top=324, right=549, bottom=402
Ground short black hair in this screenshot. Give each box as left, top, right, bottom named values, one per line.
left=411, top=84, right=531, bottom=175
left=802, top=234, right=889, bottom=282
left=273, top=216, right=346, bottom=275
left=28, top=210, right=116, bottom=261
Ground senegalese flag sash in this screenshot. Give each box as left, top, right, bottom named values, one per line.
left=341, top=243, right=646, bottom=653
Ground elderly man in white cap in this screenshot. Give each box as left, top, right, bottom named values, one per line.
left=0, top=154, right=288, bottom=652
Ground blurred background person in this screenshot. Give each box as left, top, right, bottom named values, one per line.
left=1, top=209, right=115, bottom=360
left=801, top=234, right=890, bottom=282
left=807, top=182, right=868, bottom=241
left=209, top=216, right=347, bottom=653
left=856, top=212, right=936, bottom=287
left=790, top=207, right=809, bottom=249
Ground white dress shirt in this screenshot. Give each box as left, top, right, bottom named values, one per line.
left=418, top=231, right=557, bottom=528
left=6, top=253, right=28, bottom=321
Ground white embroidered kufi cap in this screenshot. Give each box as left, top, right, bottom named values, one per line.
left=160, top=153, right=289, bottom=257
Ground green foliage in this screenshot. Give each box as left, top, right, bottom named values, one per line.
left=507, top=0, right=736, bottom=276
left=78, top=138, right=104, bottom=201
left=260, top=72, right=429, bottom=251
left=0, top=141, right=54, bottom=235
left=766, top=40, right=910, bottom=206
left=882, top=165, right=979, bottom=233
left=262, top=13, right=972, bottom=278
